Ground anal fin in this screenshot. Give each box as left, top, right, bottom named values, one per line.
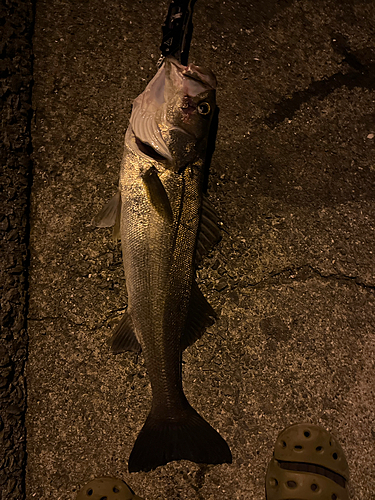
left=181, top=280, right=216, bottom=350
left=109, top=311, right=141, bottom=354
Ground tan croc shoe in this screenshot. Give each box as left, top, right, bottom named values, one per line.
left=265, top=423, right=349, bottom=500
left=77, top=476, right=144, bottom=500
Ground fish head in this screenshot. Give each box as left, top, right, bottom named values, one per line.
left=128, top=57, right=216, bottom=171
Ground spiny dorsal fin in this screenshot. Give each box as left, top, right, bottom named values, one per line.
left=109, top=311, right=141, bottom=354
left=195, top=196, right=221, bottom=263
left=181, top=280, right=216, bottom=350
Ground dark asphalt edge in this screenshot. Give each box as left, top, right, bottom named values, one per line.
left=0, top=0, right=35, bottom=499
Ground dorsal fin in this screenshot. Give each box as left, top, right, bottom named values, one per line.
left=195, top=196, right=221, bottom=263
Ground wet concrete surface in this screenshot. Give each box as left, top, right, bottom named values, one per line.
left=26, top=0, right=375, bottom=498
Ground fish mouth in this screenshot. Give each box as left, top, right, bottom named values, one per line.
left=128, top=57, right=215, bottom=161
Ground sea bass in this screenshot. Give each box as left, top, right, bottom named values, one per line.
left=94, top=57, right=231, bottom=472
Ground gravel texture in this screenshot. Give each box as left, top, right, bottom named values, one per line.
left=26, top=0, right=375, bottom=499
left=0, top=0, right=34, bottom=499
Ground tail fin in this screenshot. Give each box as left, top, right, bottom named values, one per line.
left=128, top=403, right=232, bottom=472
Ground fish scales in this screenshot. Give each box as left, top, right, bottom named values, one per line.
left=120, top=150, right=202, bottom=413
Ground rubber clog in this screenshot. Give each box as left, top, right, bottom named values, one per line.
left=76, top=476, right=144, bottom=500
left=266, top=423, right=349, bottom=500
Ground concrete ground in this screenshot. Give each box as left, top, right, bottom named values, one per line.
left=0, top=1, right=33, bottom=499
left=26, top=0, right=375, bottom=499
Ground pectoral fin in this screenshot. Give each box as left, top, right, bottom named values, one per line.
left=181, top=280, right=216, bottom=350
left=141, top=166, right=173, bottom=224
left=109, top=311, right=141, bottom=354
left=91, top=191, right=122, bottom=241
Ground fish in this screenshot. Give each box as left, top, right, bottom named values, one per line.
left=93, top=57, right=232, bottom=472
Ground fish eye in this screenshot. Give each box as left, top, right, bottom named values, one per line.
left=197, top=102, right=211, bottom=115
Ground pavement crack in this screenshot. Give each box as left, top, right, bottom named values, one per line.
left=28, top=316, right=61, bottom=322
left=27, top=316, right=88, bottom=328
left=307, top=265, right=375, bottom=290
left=244, top=265, right=375, bottom=290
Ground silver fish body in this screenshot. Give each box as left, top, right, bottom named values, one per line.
left=94, top=58, right=231, bottom=472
